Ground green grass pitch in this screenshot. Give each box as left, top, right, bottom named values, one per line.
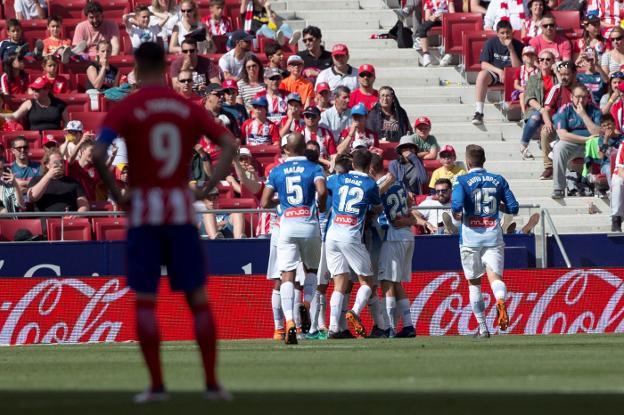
left=1, top=335, right=624, bottom=414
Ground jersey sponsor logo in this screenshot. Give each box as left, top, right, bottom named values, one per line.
left=284, top=207, right=311, bottom=218
left=334, top=214, right=357, bottom=226
left=468, top=216, right=497, bottom=228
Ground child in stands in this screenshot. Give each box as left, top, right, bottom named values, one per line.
left=0, top=19, right=29, bottom=61
left=428, top=145, right=466, bottom=190
left=202, top=0, right=233, bottom=37
left=123, top=5, right=170, bottom=51
left=40, top=15, right=87, bottom=63
left=513, top=46, right=538, bottom=115
left=41, top=55, right=69, bottom=94
left=0, top=53, right=28, bottom=96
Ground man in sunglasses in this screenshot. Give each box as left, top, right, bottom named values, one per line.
left=262, top=67, right=289, bottom=123
left=299, top=106, right=336, bottom=159
left=315, top=43, right=358, bottom=93
left=204, top=83, right=240, bottom=137
left=9, top=136, right=39, bottom=194
left=529, top=14, right=571, bottom=65
left=171, top=39, right=221, bottom=91
left=175, top=69, right=203, bottom=103
left=417, top=178, right=457, bottom=234
left=349, top=64, right=379, bottom=111
left=218, top=30, right=253, bottom=80
left=296, top=26, right=332, bottom=83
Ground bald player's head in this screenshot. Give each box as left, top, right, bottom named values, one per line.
left=284, top=132, right=306, bottom=156
left=134, top=42, right=166, bottom=83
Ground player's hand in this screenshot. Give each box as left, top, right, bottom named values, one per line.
left=110, top=143, right=118, bottom=157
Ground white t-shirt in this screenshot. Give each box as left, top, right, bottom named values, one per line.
left=148, top=6, right=179, bottom=40
left=314, top=65, right=358, bottom=93
left=14, top=0, right=46, bottom=20
left=417, top=197, right=457, bottom=227
left=219, top=50, right=251, bottom=78
left=127, top=24, right=161, bottom=50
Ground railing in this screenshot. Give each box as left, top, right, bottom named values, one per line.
left=540, top=208, right=572, bottom=269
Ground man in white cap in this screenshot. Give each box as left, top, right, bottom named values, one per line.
left=315, top=44, right=358, bottom=92
left=280, top=54, right=314, bottom=108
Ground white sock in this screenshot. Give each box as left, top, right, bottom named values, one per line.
left=309, top=290, right=320, bottom=333
left=468, top=284, right=486, bottom=324
left=476, top=101, right=484, bottom=113
left=303, top=273, right=316, bottom=304
left=318, top=292, right=327, bottom=330
left=386, top=296, right=396, bottom=329
left=271, top=289, right=284, bottom=330
left=293, top=288, right=302, bottom=328
left=339, top=292, right=349, bottom=331
left=280, top=281, right=294, bottom=322
left=367, top=294, right=386, bottom=329
left=397, top=298, right=413, bottom=328
left=490, top=280, right=507, bottom=301
left=352, top=285, right=372, bottom=316
left=380, top=296, right=390, bottom=329
left=329, top=291, right=344, bottom=333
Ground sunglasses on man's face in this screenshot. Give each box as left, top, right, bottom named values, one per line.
left=13, top=145, right=28, bottom=151
left=302, top=37, right=315, bottom=43
left=268, top=76, right=282, bottom=81
left=359, top=73, right=373, bottom=78
left=182, top=49, right=197, bottom=54
left=435, top=188, right=450, bottom=194
left=304, top=114, right=318, bottom=119
left=179, top=78, right=193, bottom=83
left=181, top=8, right=194, bottom=13
left=539, top=57, right=553, bottom=62
left=542, top=23, right=555, bottom=28
left=612, top=36, right=623, bottom=41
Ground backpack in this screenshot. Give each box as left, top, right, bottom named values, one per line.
left=388, top=19, right=413, bottom=49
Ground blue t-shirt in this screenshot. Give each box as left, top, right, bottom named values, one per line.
left=222, top=103, right=249, bottom=127
left=11, top=161, right=40, bottom=180
left=553, top=102, right=602, bottom=137
left=451, top=168, right=519, bottom=248
left=479, top=37, right=524, bottom=70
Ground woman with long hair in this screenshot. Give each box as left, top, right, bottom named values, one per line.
left=601, top=27, right=624, bottom=81
left=601, top=71, right=624, bottom=114
left=0, top=53, right=28, bottom=96
left=237, top=54, right=266, bottom=108
left=521, top=0, right=547, bottom=42
left=169, top=0, right=214, bottom=54
left=366, top=86, right=412, bottom=143
left=85, top=40, right=119, bottom=91
left=41, top=56, right=69, bottom=95
left=149, top=0, right=180, bottom=50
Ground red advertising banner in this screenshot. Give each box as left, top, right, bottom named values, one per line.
left=1, top=268, right=624, bottom=345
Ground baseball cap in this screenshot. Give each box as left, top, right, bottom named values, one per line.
left=351, top=139, right=369, bottom=150
left=205, top=83, right=224, bottom=94
left=230, top=30, right=253, bottom=44
left=29, top=76, right=50, bottom=90
left=331, top=44, right=349, bottom=56
left=414, top=116, right=431, bottom=128
left=239, top=147, right=252, bottom=157
left=222, top=79, right=238, bottom=92
left=251, top=95, right=268, bottom=107
left=287, top=55, right=304, bottom=65
left=64, top=120, right=84, bottom=132
left=316, top=82, right=330, bottom=93
left=302, top=106, right=321, bottom=117
left=439, top=144, right=456, bottom=157
left=522, top=46, right=536, bottom=56
left=286, top=92, right=302, bottom=103
left=264, top=67, right=283, bottom=79
left=584, top=9, right=601, bottom=22
left=42, top=135, right=58, bottom=147
left=358, top=64, right=375, bottom=75
left=351, top=103, right=368, bottom=116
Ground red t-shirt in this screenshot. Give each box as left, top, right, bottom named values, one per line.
left=529, top=34, right=572, bottom=61
left=542, top=74, right=554, bottom=98
left=349, top=88, right=379, bottom=111
left=67, top=160, right=100, bottom=202
left=544, top=83, right=572, bottom=114
left=241, top=118, right=280, bottom=145
left=278, top=115, right=305, bottom=133
left=339, top=128, right=379, bottom=151
left=297, top=125, right=337, bottom=157
left=46, top=74, right=70, bottom=95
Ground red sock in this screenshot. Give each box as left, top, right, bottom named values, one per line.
left=192, top=303, right=218, bottom=389
left=136, top=299, right=164, bottom=391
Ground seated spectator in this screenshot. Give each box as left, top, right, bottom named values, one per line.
left=0, top=19, right=31, bottom=62
left=113, top=163, right=129, bottom=203
left=521, top=50, right=557, bottom=160
left=241, top=0, right=301, bottom=46
left=601, top=71, right=624, bottom=113
left=237, top=54, right=266, bottom=108
left=587, top=0, right=623, bottom=28
left=529, top=14, right=572, bottom=65
left=597, top=114, right=623, bottom=188
left=367, top=86, right=412, bottom=143
left=412, top=116, right=439, bottom=159
left=389, top=135, right=428, bottom=196
left=8, top=136, right=39, bottom=193
left=601, top=27, right=624, bottom=76
left=42, top=56, right=69, bottom=95
left=551, top=84, right=602, bottom=199
left=202, top=0, right=233, bottom=37
left=315, top=44, right=358, bottom=92
left=14, top=0, right=47, bottom=20
left=297, top=26, right=332, bottom=83
left=280, top=55, right=314, bottom=108
left=299, top=106, right=337, bottom=159
left=521, top=0, right=547, bottom=42
left=576, top=50, right=606, bottom=104
left=27, top=150, right=89, bottom=212
left=261, top=67, right=288, bottom=123
left=148, top=0, right=180, bottom=50
left=67, top=138, right=102, bottom=202
left=123, top=5, right=170, bottom=52
left=0, top=53, right=28, bottom=96
left=175, top=69, right=203, bottom=103
left=42, top=133, right=59, bottom=154
left=610, top=137, right=624, bottom=231
left=170, top=39, right=221, bottom=91
left=221, top=79, right=249, bottom=126
left=204, top=83, right=240, bottom=137
left=241, top=95, right=280, bottom=145
left=265, top=43, right=287, bottom=77
left=575, top=12, right=605, bottom=66
left=428, top=145, right=466, bottom=189
left=484, top=0, right=524, bottom=30
left=416, top=178, right=458, bottom=234
left=72, top=1, right=120, bottom=58
left=278, top=93, right=304, bottom=136
left=314, top=82, right=331, bottom=112
left=336, top=103, right=379, bottom=154
left=201, top=188, right=246, bottom=238
left=41, top=15, right=86, bottom=63
left=0, top=156, right=25, bottom=212
left=219, top=30, right=253, bottom=80
left=59, top=120, right=86, bottom=161
left=0, top=77, right=68, bottom=131
left=472, top=20, right=523, bottom=125
left=170, top=0, right=214, bottom=54
left=320, top=85, right=352, bottom=139
left=419, top=0, right=455, bottom=67
left=349, top=64, right=378, bottom=111
left=513, top=47, right=538, bottom=115
left=85, top=40, right=119, bottom=92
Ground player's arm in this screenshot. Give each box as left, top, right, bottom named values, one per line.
left=315, top=176, right=327, bottom=213
left=370, top=185, right=384, bottom=215
left=260, top=185, right=278, bottom=208
left=451, top=181, right=464, bottom=221
left=377, top=173, right=395, bottom=195
left=196, top=116, right=237, bottom=198
left=500, top=179, right=520, bottom=215
left=93, top=126, right=125, bottom=207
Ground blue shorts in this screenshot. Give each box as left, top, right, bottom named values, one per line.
left=126, top=224, right=205, bottom=294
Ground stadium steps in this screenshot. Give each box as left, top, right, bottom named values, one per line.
left=282, top=0, right=613, bottom=234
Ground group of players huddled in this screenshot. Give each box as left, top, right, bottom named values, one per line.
left=260, top=134, right=520, bottom=345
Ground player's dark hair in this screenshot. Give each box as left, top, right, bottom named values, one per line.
left=264, top=43, right=283, bottom=59
left=370, top=153, right=384, bottom=174
left=302, top=26, right=322, bottom=39
left=285, top=133, right=306, bottom=155
left=334, top=154, right=352, bottom=173
left=304, top=142, right=320, bottom=163
left=601, top=113, right=616, bottom=125
left=352, top=149, right=372, bottom=171
left=134, top=42, right=166, bottom=75
left=496, top=19, right=513, bottom=32
left=7, top=19, right=22, bottom=31
left=434, top=178, right=452, bottom=188
left=84, top=1, right=104, bottom=15
left=47, top=15, right=62, bottom=25
left=465, top=144, right=486, bottom=168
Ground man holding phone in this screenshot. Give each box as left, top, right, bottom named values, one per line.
left=0, top=157, right=24, bottom=213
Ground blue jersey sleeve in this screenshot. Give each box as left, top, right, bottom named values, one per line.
left=451, top=179, right=465, bottom=214
left=500, top=177, right=519, bottom=215
left=266, top=167, right=277, bottom=190
left=313, top=164, right=325, bottom=182
left=369, top=182, right=382, bottom=207
left=97, top=126, right=118, bottom=148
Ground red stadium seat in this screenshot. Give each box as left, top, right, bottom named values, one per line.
left=248, top=144, right=280, bottom=176
left=504, top=66, right=518, bottom=105
left=379, top=141, right=398, bottom=160
left=423, top=159, right=442, bottom=174
left=69, top=112, right=106, bottom=131
left=461, top=31, right=495, bottom=73
left=1, top=130, right=41, bottom=149
left=90, top=201, right=116, bottom=211
left=1, top=0, right=16, bottom=19
left=46, top=218, right=93, bottom=241
left=551, top=10, right=581, bottom=38
left=93, top=217, right=127, bottom=240
left=442, top=13, right=483, bottom=55
left=0, top=218, right=43, bottom=241
left=49, top=0, right=88, bottom=19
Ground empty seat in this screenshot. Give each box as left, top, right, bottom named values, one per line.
left=442, top=13, right=483, bottom=55
left=462, top=31, right=495, bottom=73
left=93, top=217, right=127, bottom=240
left=46, top=218, right=92, bottom=241
left=0, top=218, right=43, bottom=241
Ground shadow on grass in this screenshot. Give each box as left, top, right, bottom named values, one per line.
left=1, top=391, right=622, bottom=415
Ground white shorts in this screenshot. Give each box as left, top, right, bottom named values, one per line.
left=317, top=242, right=331, bottom=285
left=266, top=229, right=280, bottom=280
left=277, top=235, right=321, bottom=273
left=378, top=240, right=414, bottom=283
left=460, top=245, right=504, bottom=280
left=325, top=239, right=373, bottom=278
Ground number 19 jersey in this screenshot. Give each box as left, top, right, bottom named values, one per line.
left=98, top=85, right=230, bottom=227
left=326, top=171, right=382, bottom=243
left=451, top=168, right=519, bottom=248
left=265, top=156, right=325, bottom=239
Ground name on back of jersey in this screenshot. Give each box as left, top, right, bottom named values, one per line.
left=134, top=98, right=191, bottom=120
left=466, top=174, right=500, bottom=187
left=344, top=177, right=362, bottom=186
left=283, top=165, right=305, bottom=174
